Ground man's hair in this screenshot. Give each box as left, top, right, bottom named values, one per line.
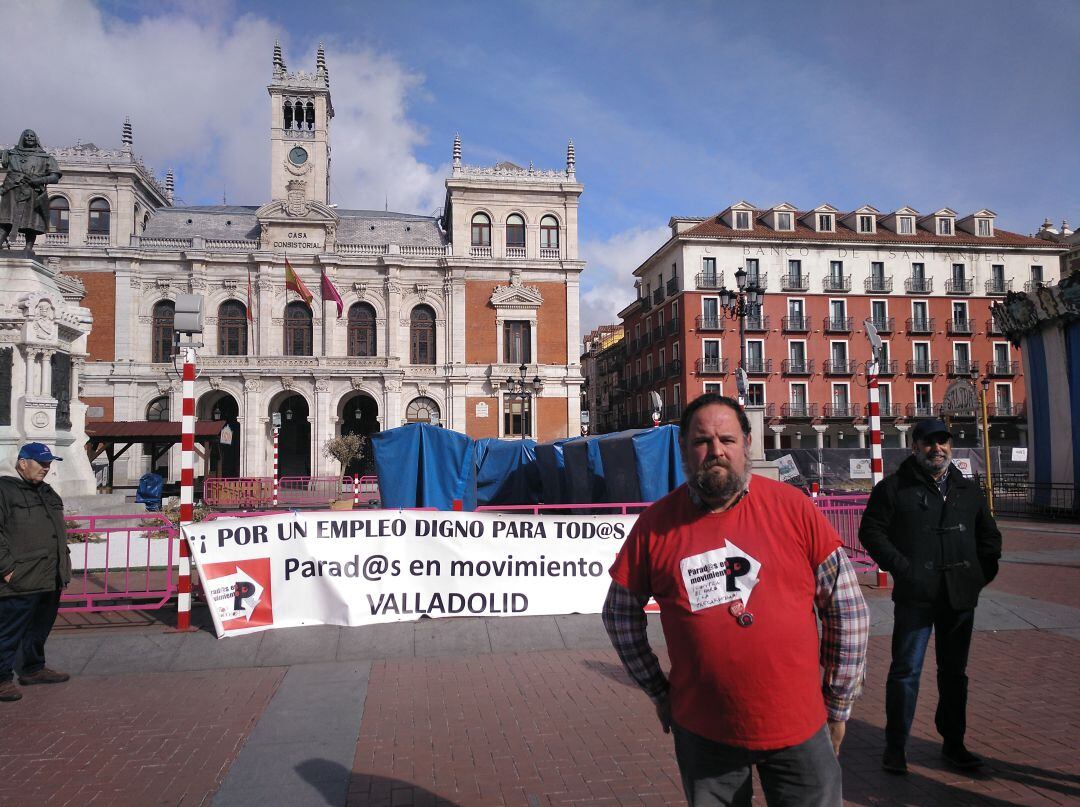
left=679, top=393, right=751, bottom=439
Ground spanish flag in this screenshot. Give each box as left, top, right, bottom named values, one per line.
left=284, top=256, right=313, bottom=305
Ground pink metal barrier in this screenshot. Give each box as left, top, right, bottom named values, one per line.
left=475, top=502, right=651, bottom=515
left=203, top=475, right=379, bottom=509
left=815, top=495, right=876, bottom=570
left=61, top=514, right=177, bottom=613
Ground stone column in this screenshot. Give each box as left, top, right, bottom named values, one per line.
left=813, top=424, right=827, bottom=448
left=241, top=378, right=263, bottom=476
left=40, top=350, right=55, bottom=396
left=115, top=266, right=137, bottom=361
left=257, top=265, right=273, bottom=356
left=385, top=276, right=402, bottom=361
left=770, top=425, right=785, bottom=449
left=854, top=423, right=869, bottom=448
left=313, top=378, right=330, bottom=476
left=322, top=299, right=335, bottom=357
left=23, top=347, right=37, bottom=396
left=896, top=423, right=911, bottom=449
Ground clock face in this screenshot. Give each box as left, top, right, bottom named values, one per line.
left=288, top=146, right=309, bottom=166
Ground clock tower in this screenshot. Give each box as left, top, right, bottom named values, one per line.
left=268, top=41, right=333, bottom=204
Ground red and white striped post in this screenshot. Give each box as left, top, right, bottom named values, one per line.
left=352, top=474, right=360, bottom=507
left=177, top=345, right=196, bottom=631
left=867, top=359, right=888, bottom=587
left=272, top=425, right=280, bottom=508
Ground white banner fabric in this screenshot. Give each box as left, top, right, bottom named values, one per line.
left=182, top=510, right=637, bottom=638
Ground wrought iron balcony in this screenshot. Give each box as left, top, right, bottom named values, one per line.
left=695, top=314, right=726, bottom=331
left=906, top=359, right=939, bottom=376
left=746, top=272, right=767, bottom=289
left=990, top=403, right=1023, bottom=418
left=638, top=296, right=652, bottom=312
left=946, top=360, right=975, bottom=376
left=781, top=273, right=810, bottom=291
left=872, top=359, right=899, bottom=376
left=652, top=288, right=664, bottom=305
left=906, top=403, right=938, bottom=418
left=986, top=360, right=1018, bottom=377
left=823, top=359, right=855, bottom=375
left=869, top=316, right=894, bottom=334
left=781, top=402, right=818, bottom=419
left=695, top=271, right=724, bottom=290
left=667, top=359, right=683, bottom=377
left=823, top=403, right=859, bottom=418
left=945, top=277, right=974, bottom=294
left=822, top=275, right=852, bottom=293
left=744, top=314, right=770, bottom=332
left=744, top=358, right=773, bottom=375
left=876, top=403, right=901, bottom=418
left=906, top=317, right=934, bottom=334
left=1024, top=279, right=1046, bottom=293
left=666, top=278, right=678, bottom=296
left=905, top=276, right=933, bottom=293
left=668, top=317, right=681, bottom=336
left=782, top=315, right=810, bottom=332
left=986, top=317, right=1003, bottom=335
left=640, top=331, right=653, bottom=347
left=985, top=278, right=1012, bottom=295
left=865, top=276, right=894, bottom=293
left=651, top=326, right=663, bottom=342
left=695, top=357, right=729, bottom=375
left=824, top=316, right=854, bottom=333
left=947, top=318, right=974, bottom=335
left=781, top=358, right=815, bottom=375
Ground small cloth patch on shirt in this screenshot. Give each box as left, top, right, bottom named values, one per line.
left=679, top=541, right=761, bottom=612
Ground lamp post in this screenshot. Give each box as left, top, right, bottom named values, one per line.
left=980, top=375, right=994, bottom=515
left=717, top=268, right=765, bottom=405
left=503, top=362, right=542, bottom=439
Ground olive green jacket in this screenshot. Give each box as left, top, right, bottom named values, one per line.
left=0, top=474, right=71, bottom=597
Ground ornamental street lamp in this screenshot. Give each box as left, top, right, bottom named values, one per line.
left=503, top=362, right=542, bottom=439
left=968, top=364, right=995, bottom=515
left=717, top=267, right=765, bottom=405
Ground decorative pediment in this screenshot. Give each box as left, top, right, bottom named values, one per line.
left=490, top=275, right=543, bottom=309
left=254, top=198, right=339, bottom=223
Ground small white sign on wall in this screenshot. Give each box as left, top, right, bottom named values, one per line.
left=850, top=458, right=872, bottom=479
left=475, top=402, right=489, bottom=418
left=951, top=457, right=974, bottom=478
left=1011, top=447, right=1028, bottom=462
left=775, top=454, right=801, bottom=481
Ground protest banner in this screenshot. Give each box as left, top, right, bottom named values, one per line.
left=182, top=510, right=637, bottom=638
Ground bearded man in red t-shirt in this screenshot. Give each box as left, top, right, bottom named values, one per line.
left=603, top=394, right=869, bottom=806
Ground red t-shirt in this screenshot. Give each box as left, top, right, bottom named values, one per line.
left=609, top=475, right=841, bottom=750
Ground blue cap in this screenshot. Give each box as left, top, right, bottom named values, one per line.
left=17, top=443, right=64, bottom=463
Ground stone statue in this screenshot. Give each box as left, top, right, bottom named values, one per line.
left=1, top=129, right=62, bottom=251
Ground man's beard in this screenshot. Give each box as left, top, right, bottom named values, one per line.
left=686, top=450, right=751, bottom=505
left=915, top=450, right=950, bottom=475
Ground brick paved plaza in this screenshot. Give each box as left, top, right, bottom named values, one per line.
left=0, top=521, right=1077, bottom=806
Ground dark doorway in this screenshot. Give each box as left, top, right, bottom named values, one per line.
left=206, top=395, right=241, bottom=477
left=277, top=394, right=311, bottom=477
left=342, top=394, right=380, bottom=477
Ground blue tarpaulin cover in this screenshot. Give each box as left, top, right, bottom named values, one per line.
left=599, top=425, right=686, bottom=503
left=534, top=438, right=576, bottom=504
left=371, top=424, right=477, bottom=510
left=475, top=438, right=541, bottom=505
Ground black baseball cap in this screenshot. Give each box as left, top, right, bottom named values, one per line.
left=912, top=419, right=953, bottom=443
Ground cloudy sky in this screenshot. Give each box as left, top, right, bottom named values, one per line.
left=4, top=0, right=1077, bottom=339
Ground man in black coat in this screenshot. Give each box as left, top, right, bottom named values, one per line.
left=859, top=419, right=1002, bottom=774
left=0, top=443, right=72, bottom=702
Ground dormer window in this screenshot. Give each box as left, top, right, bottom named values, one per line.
left=817, top=214, right=834, bottom=232
left=977, top=218, right=992, bottom=237
left=775, top=212, right=793, bottom=230
left=898, top=216, right=914, bottom=234
left=734, top=210, right=751, bottom=230
left=857, top=215, right=875, bottom=234
left=938, top=217, right=953, bottom=235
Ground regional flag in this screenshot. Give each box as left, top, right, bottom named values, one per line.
left=284, top=256, right=314, bottom=305
left=320, top=269, right=344, bottom=319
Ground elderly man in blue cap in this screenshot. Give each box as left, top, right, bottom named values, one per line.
left=0, top=443, right=72, bottom=702
left=859, top=418, right=1002, bottom=775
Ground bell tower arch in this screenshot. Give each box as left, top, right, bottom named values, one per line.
left=268, top=41, right=333, bottom=204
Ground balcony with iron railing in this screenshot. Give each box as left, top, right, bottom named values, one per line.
left=986, top=317, right=1003, bottom=335
left=1024, top=279, right=1046, bottom=293
left=744, top=358, right=773, bottom=375
left=695, top=271, right=724, bottom=290
left=873, top=359, right=899, bottom=376
left=760, top=403, right=777, bottom=418
left=865, top=276, right=893, bottom=293
left=781, top=273, right=810, bottom=291
left=945, top=277, right=974, bottom=294
left=667, top=359, right=683, bottom=377
left=824, top=316, right=854, bottom=333
left=906, top=403, right=938, bottom=418
left=905, top=276, right=933, bottom=293
left=947, top=318, right=974, bottom=335
left=638, top=295, right=652, bottom=312
left=695, top=357, right=729, bottom=375
left=781, top=358, right=815, bottom=375
left=876, top=402, right=901, bottom=418
left=985, top=278, right=1012, bottom=295
left=640, top=331, right=653, bottom=347
left=906, top=317, right=934, bottom=334
left=906, top=359, right=939, bottom=376
left=986, top=360, right=1018, bottom=377
left=744, top=314, right=770, bottom=332
left=664, top=404, right=682, bottom=422
left=668, top=317, right=680, bottom=336
left=781, top=402, right=818, bottom=419
left=990, top=402, right=1024, bottom=418
left=823, top=358, right=855, bottom=375
left=745, top=272, right=767, bottom=289
left=696, top=314, right=725, bottom=331
left=652, top=288, right=664, bottom=305
left=822, top=274, right=852, bottom=293
left=782, top=315, right=810, bottom=332
left=946, top=360, right=975, bottom=376
left=666, top=278, right=678, bottom=296
left=823, top=403, right=860, bottom=418
left=869, top=316, right=894, bottom=334
left=652, top=326, right=663, bottom=342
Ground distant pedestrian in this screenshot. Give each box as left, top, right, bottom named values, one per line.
left=603, top=394, right=869, bottom=806
left=0, top=443, right=72, bottom=702
left=859, top=418, right=1002, bottom=774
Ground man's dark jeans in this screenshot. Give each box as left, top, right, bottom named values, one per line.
left=0, top=589, right=62, bottom=681
left=885, top=591, right=975, bottom=749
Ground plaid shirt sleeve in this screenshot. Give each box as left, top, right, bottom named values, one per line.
left=814, top=546, right=870, bottom=722
left=602, top=581, right=669, bottom=703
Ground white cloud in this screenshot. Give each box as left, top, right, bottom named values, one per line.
left=0, top=2, right=444, bottom=213
left=579, top=225, right=670, bottom=337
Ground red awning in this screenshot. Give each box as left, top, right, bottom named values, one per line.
left=85, top=421, right=225, bottom=441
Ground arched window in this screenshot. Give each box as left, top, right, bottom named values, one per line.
left=506, top=214, right=525, bottom=249
left=471, top=213, right=491, bottom=246
left=88, top=198, right=111, bottom=235
left=146, top=396, right=170, bottom=421
left=410, top=305, right=435, bottom=365
left=217, top=300, right=248, bottom=356
left=348, top=303, right=377, bottom=357
left=143, top=213, right=150, bottom=232
left=305, top=101, right=315, bottom=129
left=151, top=301, right=175, bottom=363
left=540, top=215, right=559, bottom=251
left=406, top=397, right=441, bottom=425
left=284, top=301, right=313, bottom=356
left=48, top=197, right=69, bottom=233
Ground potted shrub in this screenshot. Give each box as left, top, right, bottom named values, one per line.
left=322, top=433, right=367, bottom=510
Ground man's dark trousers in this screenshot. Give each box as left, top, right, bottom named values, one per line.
left=885, top=586, right=975, bottom=749
left=0, top=588, right=62, bottom=681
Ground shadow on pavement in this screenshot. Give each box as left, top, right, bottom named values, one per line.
left=580, top=658, right=636, bottom=688
left=296, top=759, right=464, bottom=807
left=842, top=719, right=1078, bottom=805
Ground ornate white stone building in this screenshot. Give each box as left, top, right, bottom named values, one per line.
left=9, top=44, right=584, bottom=486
